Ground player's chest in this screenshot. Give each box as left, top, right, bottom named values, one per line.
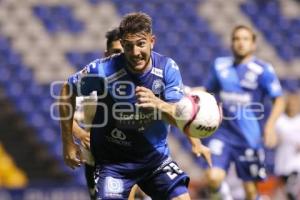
left=219, top=65, right=262, bottom=91
left=106, top=73, right=165, bottom=103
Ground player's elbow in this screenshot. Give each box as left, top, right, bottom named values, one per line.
left=60, top=82, right=76, bottom=99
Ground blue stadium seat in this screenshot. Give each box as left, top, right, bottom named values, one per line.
left=33, top=5, right=84, bottom=34
left=242, top=0, right=300, bottom=60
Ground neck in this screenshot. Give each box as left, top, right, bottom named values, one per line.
left=234, top=54, right=253, bottom=65
left=287, top=111, right=298, bottom=118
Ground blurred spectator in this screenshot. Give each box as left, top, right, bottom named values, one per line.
left=275, top=92, right=300, bottom=200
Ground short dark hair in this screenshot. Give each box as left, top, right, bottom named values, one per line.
left=119, top=12, right=152, bottom=38
left=105, top=27, right=120, bottom=50
left=232, top=25, right=256, bottom=42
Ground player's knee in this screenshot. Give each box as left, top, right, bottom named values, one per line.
left=245, top=190, right=257, bottom=200
left=205, top=168, right=226, bottom=189
left=243, top=182, right=258, bottom=200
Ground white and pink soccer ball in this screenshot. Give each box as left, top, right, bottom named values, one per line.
left=175, top=90, right=222, bottom=138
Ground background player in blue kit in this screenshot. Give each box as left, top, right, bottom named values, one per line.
left=201, top=25, right=285, bottom=200
left=59, top=12, right=211, bottom=200
left=72, top=27, right=123, bottom=200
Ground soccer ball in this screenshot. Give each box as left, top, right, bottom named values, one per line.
left=175, top=90, right=222, bottom=138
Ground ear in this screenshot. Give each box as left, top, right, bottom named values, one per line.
left=150, top=35, right=156, bottom=50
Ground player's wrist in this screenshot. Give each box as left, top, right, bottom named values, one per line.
left=157, top=101, right=175, bottom=116
left=62, top=134, right=75, bottom=145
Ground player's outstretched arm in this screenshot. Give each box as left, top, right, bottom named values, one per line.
left=136, top=86, right=213, bottom=167
left=59, top=83, right=83, bottom=169
left=264, top=96, right=285, bottom=148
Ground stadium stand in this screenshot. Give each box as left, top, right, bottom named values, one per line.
left=241, top=0, right=300, bottom=61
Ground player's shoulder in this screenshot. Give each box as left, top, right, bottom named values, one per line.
left=252, top=58, right=275, bottom=73
left=85, top=53, right=124, bottom=76
left=152, top=51, right=180, bottom=71
left=214, top=56, right=233, bottom=70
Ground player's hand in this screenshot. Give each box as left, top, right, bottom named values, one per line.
left=195, top=143, right=212, bottom=168
left=135, top=86, right=162, bottom=109
left=190, top=138, right=212, bottom=168
left=264, top=123, right=278, bottom=148
left=79, top=130, right=90, bottom=150
left=63, top=140, right=84, bottom=169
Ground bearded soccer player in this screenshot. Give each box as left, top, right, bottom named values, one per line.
left=60, top=12, right=211, bottom=200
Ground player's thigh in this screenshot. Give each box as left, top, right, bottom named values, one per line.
left=171, top=192, right=191, bottom=200
left=128, top=184, right=138, bottom=200
left=138, top=159, right=190, bottom=200
left=94, top=165, right=134, bottom=199
left=233, top=147, right=267, bottom=182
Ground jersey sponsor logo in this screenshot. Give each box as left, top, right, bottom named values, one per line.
left=220, top=91, right=251, bottom=105
left=112, top=81, right=134, bottom=99
left=118, top=112, right=155, bottom=121
left=151, top=67, right=163, bottom=78
left=240, top=79, right=258, bottom=89
left=240, top=64, right=263, bottom=89
left=106, top=128, right=131, bottom=146
left=107, top=69, right=127, bottom=83
left=152, top=79, right=165, bottom=94
left=110, top=128, right=126, bottom=140
left=104, top=177, right=123, bottom=198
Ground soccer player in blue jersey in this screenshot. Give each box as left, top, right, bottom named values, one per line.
left=72, top=28, right=123, bottom=200
left=59, top=12, right=210, bottom=200
left=200, top=25, right=285, bottom=200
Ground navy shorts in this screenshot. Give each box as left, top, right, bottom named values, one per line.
left=95, top=157, right=189, bottom=199
left=201, top=138, right=267, bottom=181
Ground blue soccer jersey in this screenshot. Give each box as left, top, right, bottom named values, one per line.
left=68, top=52, right=184, bottom=170
left=204, top=56, right=282, bottom=149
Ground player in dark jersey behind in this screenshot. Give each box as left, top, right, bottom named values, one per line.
left=198, top=25, right=285, bottom=200
left=59, top=12, right=211, bottom=200
left=72, top=27, right=123, bottom=200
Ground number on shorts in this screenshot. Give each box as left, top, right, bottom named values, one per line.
left=163, top=162, right=183, bottom=180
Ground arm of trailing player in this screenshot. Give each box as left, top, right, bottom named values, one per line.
left=59, top=83, right=76, bottom=144
left=59, top=83, right=85, bottom=169
left=59, top=60, right=105, bottom=168
left=72, top=120, right=90, bottom=149
left=260, top=64, right=285, bottom=125
left=61, top=61, right=103, bottom=141
left=260, top=64, right=285, bottom=147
